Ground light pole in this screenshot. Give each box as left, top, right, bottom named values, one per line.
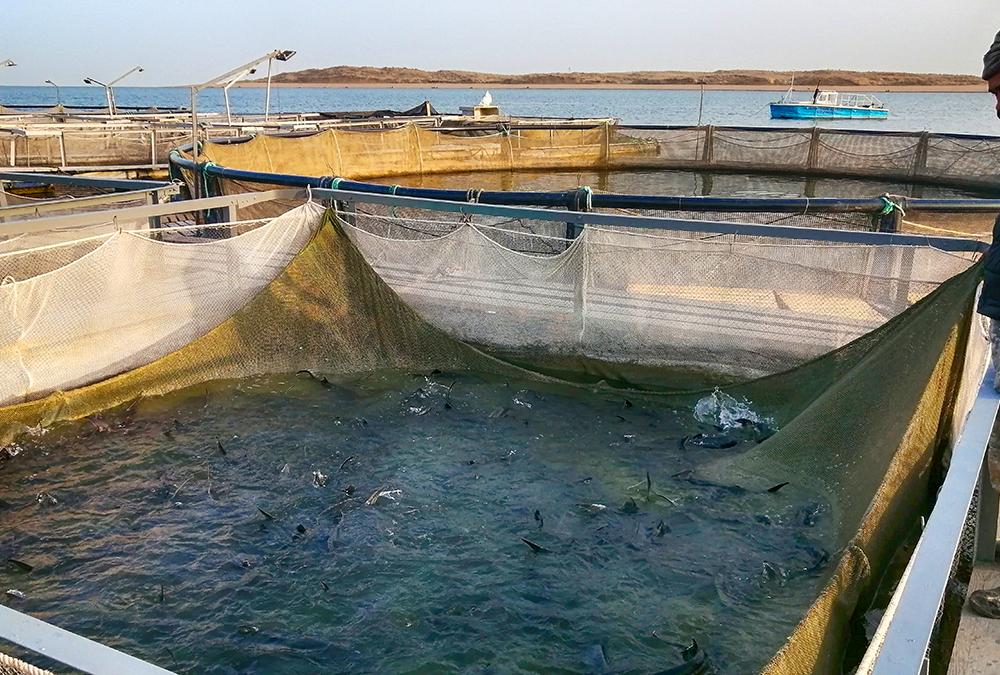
left=223, top=66, right=257, bottom=126
left=264, top=51, right=296, bottom=122
left=83, top=66, right=143, bottom=115
left=188, top=50, right=295, bottom=199
left=45, top=79, right=61, bottom=106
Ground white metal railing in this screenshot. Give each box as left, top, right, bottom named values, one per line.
left=0, top=605, right=177, bottom=675
left=863, top=363, right=999, bottom=675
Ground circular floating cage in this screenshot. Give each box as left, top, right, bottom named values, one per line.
left=1, top=122, right=999, bottom=675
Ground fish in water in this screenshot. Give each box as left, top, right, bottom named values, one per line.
left=577, top=503, right=608, bottom=516
left=798, top=502, right=825, bottom=527
left=681, top=433, right=738, bottom=450
left=534, top=509, right=543, bottom=529
left=297, top=370, right=332, bottom=388
left=521, top=538, right=551, bottom=553
left=256, top=506, right=276, bottom=520
left=650, top=640, right=716, bottom=675
left=312, top=471, right=328, bottom=488
left=584, top=643, right=609, bottom=672
left=622, top=498, right=639, bottom=514
left=5, top=558, right=32, bottom=573
left=766, top=482, right=789, bottom=493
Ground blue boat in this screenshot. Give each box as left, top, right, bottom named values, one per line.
left=770, top=90, right=888, bottom=120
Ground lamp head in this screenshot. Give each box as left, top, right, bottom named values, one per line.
left=45, top=79, right=54, bottom=85
left=83, top=78, right=93, bottom=85
left=275, top=50, right=296, bottom=62
left=0, top=60, right=15, bottom=68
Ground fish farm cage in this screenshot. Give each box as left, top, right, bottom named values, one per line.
left=0, top=122, right=999, bottom=675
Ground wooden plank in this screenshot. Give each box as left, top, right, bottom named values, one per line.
left=948, top=563, right=1000, bottom=675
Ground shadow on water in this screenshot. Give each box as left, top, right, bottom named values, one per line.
left=0, top=371, right=835, bottom=675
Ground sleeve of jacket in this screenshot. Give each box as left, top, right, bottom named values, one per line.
left=977, top=213, right=1000, bottom=319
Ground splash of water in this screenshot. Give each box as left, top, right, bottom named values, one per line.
left=693, top=388, right=774, bottom=430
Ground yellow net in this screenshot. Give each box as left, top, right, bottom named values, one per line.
left=198, top=123, right=657, bottom=179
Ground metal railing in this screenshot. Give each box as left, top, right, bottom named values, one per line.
left=0, top=605, right=177, bottom=675
left=863, top=364, right=999, bottom=675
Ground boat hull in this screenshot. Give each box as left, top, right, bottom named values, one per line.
left=770, top=103, right=888, bottom=120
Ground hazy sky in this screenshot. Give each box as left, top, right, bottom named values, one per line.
left=2, top=0, right=997, bottom=87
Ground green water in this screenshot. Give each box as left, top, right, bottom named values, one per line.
left=0, top=371, right=833, bottom=674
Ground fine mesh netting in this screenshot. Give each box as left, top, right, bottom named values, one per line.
left=0, top=202, right=325, bottom=407
left=0, top=198, right=988, bottom=675
left=0, top=127, right=198, bottom=168
left=197, top=123, right=1000, bottom=191
left=339, top=205, right=976, bottom=383
left=196, top=124, right=656, bottom=179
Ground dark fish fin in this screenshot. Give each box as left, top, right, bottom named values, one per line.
left=767, top=482, right=790, bottom=493
left=623, top=398, right=634, bottom=408
left=521, top=538, right=549, bottom=553
left=321, top=581, right=330, bottom=591
left=339, top=456, right=356, bottom=471
left=6, top=558, right=32, bottom=573
left=297, top=369, right=316, bottom=379
left=217, top=438, right=226, bottom=455
left=256, top=505, right=275, bottom=520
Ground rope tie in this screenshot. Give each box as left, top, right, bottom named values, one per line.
left=577, top=186, right=594, bottom=212
left=200, top=161, right=218, bottom=200
left=388, top=184, right=401, bottom=218
left=879, top=195, right=906, bottom=217
left=466, top=189, right=482, bottom=204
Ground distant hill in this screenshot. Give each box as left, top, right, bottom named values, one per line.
left=255, top=66, right=982, bottom=88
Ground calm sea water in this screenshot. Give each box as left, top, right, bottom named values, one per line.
left=1, top=86, right=998, bottom=136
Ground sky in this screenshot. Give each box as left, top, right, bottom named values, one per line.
left=1, top=0, right=997, bottom=87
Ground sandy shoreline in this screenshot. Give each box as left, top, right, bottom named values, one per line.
left=231, top=82, right=987, bottom=93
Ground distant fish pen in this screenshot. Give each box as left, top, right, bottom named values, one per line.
left=0, top=120, right=999, bottom=675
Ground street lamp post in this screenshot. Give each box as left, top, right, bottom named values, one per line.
left=45, top=80, right=61, bottom=106
left=223, top=66, right=257, bottom=126
left=188, top=50, right=295, bottom=200
left=83, top=66, right=143, bottom=115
